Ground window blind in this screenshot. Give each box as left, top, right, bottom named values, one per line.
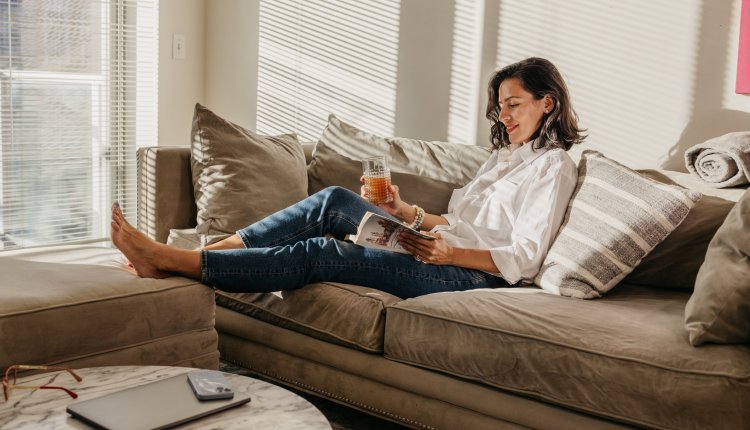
left=256, top=0, right=400, bottom=141
left=0, top=0, right=158, bottom=251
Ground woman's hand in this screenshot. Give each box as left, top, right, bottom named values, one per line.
left=360, top=176, right=410, bottom=220
left=397, top=231, right=454, bottom=265
left=401, top=232, right=500, bottom=272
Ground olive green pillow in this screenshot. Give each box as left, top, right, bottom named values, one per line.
left=685, top=189, right=750, bottom=346
left=191, top=104, right=308, bottom=238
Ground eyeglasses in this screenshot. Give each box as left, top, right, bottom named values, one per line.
left=3, top=365, right=82, bottom=401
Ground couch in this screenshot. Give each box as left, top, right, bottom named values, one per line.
left=2, top=101, right=747, bottom=428
left=134, top=129, right=749, bottom=430
left=0, top=244, right=219, bottom=370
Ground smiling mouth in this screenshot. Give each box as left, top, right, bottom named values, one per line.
left=506, top=124, right=519, bottom=133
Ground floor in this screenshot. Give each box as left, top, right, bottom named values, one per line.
left=220, top=361, right=411, bottom=430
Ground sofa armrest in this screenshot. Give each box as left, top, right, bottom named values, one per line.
left=137, top=146, right=196, bottom=243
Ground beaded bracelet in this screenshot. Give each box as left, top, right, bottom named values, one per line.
left=410, top=205, right=425, bottom=231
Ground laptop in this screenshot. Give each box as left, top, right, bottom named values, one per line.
left=66, top=373, right=252, bottom=430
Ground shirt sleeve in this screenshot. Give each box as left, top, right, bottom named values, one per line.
left=489, top=157, right=577, bottom=284
left=441, top=212, right=458, bottom=226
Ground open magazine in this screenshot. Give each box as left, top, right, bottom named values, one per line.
left=346, top=211, right=435, bottom=254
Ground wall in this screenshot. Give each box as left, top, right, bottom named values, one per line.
left=494, top=0, right=750, bottom=170
left=202, top=0, right=750, bottom=170
left=158, top=0, right=206, bottom=146
left=204, top=0, right=260, bottom=128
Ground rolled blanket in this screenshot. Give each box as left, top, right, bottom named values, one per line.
left=685, top=131, right=750, bottom=188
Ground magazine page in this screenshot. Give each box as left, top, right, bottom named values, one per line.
left=347, top=212, right=434, bottom=254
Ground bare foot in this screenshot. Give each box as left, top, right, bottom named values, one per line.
left=110, top=202, right=169, bottom=279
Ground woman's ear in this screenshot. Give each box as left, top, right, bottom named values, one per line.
left=543, top=95, right=555, bottom=113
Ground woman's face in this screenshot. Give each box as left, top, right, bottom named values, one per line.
left=497, top=78, right=551, bottom=145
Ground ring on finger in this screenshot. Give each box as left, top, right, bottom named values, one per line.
left=414, top=254, right=425, bottom=263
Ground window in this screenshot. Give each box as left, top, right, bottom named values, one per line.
left=0, top=0, right=158, bottom=250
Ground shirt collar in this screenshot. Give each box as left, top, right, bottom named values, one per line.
left=514, top=138, right=549, bottom=165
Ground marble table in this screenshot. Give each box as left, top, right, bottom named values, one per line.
left=0, top=365, right=332, bottom=429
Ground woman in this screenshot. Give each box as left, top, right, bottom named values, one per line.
left=112, top=57, right=585, bottom=298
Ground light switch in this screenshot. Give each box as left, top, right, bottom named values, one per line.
left=173, top=34, right=186, bottom=60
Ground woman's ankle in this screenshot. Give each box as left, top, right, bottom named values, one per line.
left=165, top=248, right=203, bottom=280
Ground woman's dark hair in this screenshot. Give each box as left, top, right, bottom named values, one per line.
left=486, top=57, right=586, bottom=151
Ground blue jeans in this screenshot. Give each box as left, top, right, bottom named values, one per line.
left=201, top=186, right=507, bottom=298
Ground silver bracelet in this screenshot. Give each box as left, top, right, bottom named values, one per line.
left=410, top=205, right=425, bottom=231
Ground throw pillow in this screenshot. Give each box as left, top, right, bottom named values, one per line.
left=191, top=104, right=308, bottom=239
left=685, top=189, right=750, bottom=346
left=534, top=150, right=702, bottom=299
left=307, top=114, right=490, bottom=215
left=623, top=170, right=736, bottom=290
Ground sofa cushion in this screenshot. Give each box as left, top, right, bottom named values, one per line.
left=190, top=103, right=308, bottom=241
left=624, top=170, right=736, bottom=290
left=307, top=114, right=490, bottom=215
left=0, top=245, right=217, bottom=369
left=534, top=150, right=702, bottom=298
left=685, top=189, right=750, bottom=346
left=215, top=282, right=402, bottom=353
left=384, top=286, right=750, bottom=430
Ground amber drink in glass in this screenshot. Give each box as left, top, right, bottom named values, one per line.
left=362, top=156, right=393, bottom=205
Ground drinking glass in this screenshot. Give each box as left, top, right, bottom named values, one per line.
left=362, top=156, right=393, bottom=205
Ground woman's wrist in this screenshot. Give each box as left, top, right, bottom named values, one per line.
left=410, top=205, right=425, bottom=230
left=398, top=202, right=415, bottom=223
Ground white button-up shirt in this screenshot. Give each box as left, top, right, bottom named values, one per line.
left=434, top=142, right=577, bottom=285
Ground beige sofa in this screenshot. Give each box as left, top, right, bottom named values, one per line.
left=0, top=245, right=219, bottom=371
left=136, top=143, right=749, bottom=430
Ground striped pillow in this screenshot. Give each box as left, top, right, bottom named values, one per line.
left=534, top=150, right=702, bottom=299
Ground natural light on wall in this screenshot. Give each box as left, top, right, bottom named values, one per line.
left=256, top=0, right=400, bottom=141
left=447, top=0, right=484, bottom=145
left=0, top=0, right=158, bottom=250
left=496, top=0, right=700, bottom=169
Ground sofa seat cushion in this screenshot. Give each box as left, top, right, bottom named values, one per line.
left=216, top=282, right=402, bottom=353
left=0, top=245, right=216, bottom=368
left=384, top=286, right=750, bottom=430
